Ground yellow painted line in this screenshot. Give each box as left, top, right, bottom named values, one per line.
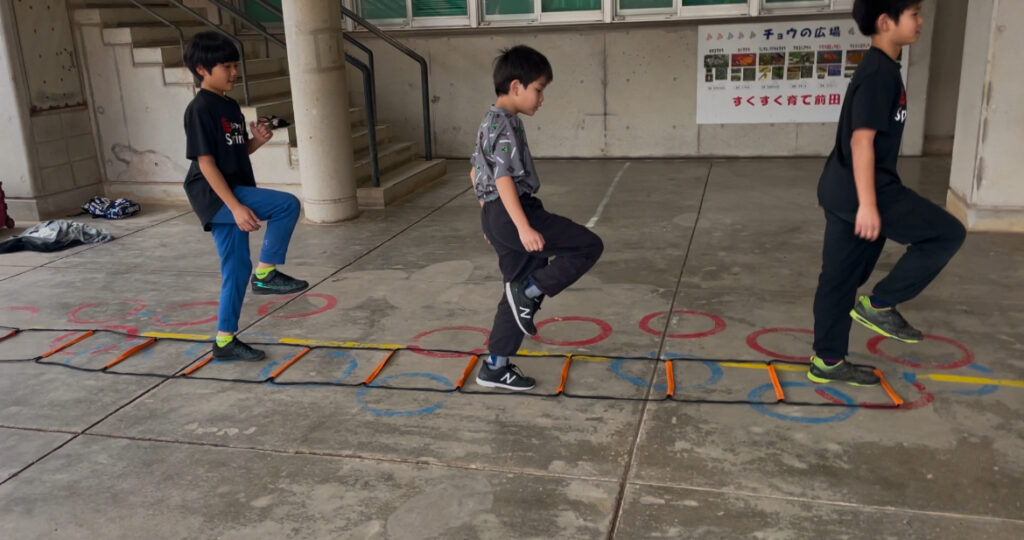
left=720, top=362, right=805, bottom=372
left=279, top=337, right=402, bottom=349
left=921, top=374, right=1024, bottom=389
left=141, top=331, right=211, bottom=341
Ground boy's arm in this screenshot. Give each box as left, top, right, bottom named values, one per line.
left=495, top=176, right=543, bottom=252
left=246, top=121, right=272, bottom=155
left=197, top=156, right=260, bottom=232
left=851, top=128, right=880, bottom=241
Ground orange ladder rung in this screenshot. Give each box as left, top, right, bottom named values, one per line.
left=102, top=338, right=155, bottom=372
left=40, top=331, right=95, bottom=358
left=363, top=350, right=396, bottom=385
left=455, top=355, right=480, bottom=389
left=183, top=354, right=213, bottom=376
left=556, top=355, right=572, bottom=395
left=874, top=369, right=904, bottom=406
left=268, top=347, right=312, bottom=380
left=767, top=364, right=785, bottom=401
left=665, top=359, right=675, bottom=398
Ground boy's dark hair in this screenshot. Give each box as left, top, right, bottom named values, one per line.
left=853, top=0, right=922, bottom=36
left=184, top=31, right=240, bottom=82
left=493, top=45, right=553, bottom=96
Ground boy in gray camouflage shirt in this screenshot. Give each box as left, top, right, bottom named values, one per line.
left=470, top=45, right=604, bottom=391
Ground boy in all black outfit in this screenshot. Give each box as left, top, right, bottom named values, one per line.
left=471, top=46, right=604, bottom=391
left=183, top=32, right=308, bottom=362
left=809, top=0, right=965, bottom=385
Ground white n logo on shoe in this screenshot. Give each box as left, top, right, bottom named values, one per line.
left=518, top=306, right=532, bottom=319
left=500, top=372, right=517, bottom=384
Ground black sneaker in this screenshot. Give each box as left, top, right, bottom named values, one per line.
left=251, top=269, right=309, bottom=295
left=505, top=281, right=539, bottom=335
left=476, top=363, right=536, bottom=391
left=211, top=337, right=266, bottom=362
left=850, top=296, right=924, bottom=343
left=806, top=356, right=880, bottom=386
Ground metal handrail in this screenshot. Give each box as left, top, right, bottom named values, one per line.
left=346, top=55, right=381, bottom=187
left=341, top=5, right=432, bottom=160
left=126, top=0, right=186, bottom=67
left=164, top=0, right=252, bottom=104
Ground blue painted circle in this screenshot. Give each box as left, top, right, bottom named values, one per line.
left=356, top=372, right=452, bottom=417
left=748, top=382, right=857, bottom=424
left=259, top=350, right=358, bottom=387
left=610, top=354, right=723, bottom=393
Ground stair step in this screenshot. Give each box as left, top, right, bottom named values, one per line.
left=75, top=6, right=208, bottom=26
left=163, top=57, right=286, bottom=84
left=357, top=159, right=448, bottom=208
left=131, top=36, right=268, bottom=64
left=289, top=141, right=417, bottom=180
left=102, top=22, right=207, bottom=46
left=226, top=75, right=291, bottom=102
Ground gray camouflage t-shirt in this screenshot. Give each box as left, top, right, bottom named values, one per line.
left=470, top=105, right=539, bottom=202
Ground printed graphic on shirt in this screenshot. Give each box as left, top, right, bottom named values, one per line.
left=222, top=117, right=246, bottom=146
left=894, top=89, right=907, bottom=123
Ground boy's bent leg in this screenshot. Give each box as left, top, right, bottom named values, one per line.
left=812, top=210, right=885, bottom=360
left=231, top=186, right=308, bottom=295
left=524, top=209, right=603, bottom=297
left=231, top=186, right=301, bottom=265
left=872, top=189, right=966, bottom=306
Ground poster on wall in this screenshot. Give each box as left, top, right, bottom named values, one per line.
left=697, top=19, right=907, bottom=124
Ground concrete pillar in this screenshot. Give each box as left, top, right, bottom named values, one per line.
left=282, top=0, right=358, bottom=222
left=947, top=0, right=1024, bottom=232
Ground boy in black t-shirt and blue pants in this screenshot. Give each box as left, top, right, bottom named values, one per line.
left=183, top=32, right=308, bottom=362
left=810, top=0, right=965, bottom=385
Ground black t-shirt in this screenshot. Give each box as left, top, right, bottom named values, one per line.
left=183, top=88, right=255, bottom=230
left=818, top=47, right=907, bottom=213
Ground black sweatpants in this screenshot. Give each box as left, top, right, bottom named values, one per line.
left=482, top=194, right=604, bottom=357
left=813, top=185, right=966, bottom=359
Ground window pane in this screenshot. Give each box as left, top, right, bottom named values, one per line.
left=620, top=0, right=673, bottom=10
left=413, top=0, right=468, bottom=16
left=485, top=0, right=534, bottom=15
left=541, top=0, right=601, bottom=12
left=244, top=0, right=283, bottom=23
left=362, top=0, right=407, bottom=20
left=682, top=0, right=746, bottom=5
left=763, top=0, right=827, bottom=4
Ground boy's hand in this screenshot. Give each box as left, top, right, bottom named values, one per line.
left=855, top=205, right=881, bottom=241
left=518, top=226, right=545, bottom=252
left=231, top=204, right=261, bottom=232
left=250, top=120, right=273, bottom=145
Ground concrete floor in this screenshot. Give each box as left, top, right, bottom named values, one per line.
left=0, top=157, right=1022, bottom=539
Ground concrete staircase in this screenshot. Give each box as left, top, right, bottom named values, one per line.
left=72, top=1, right=446, bottom=208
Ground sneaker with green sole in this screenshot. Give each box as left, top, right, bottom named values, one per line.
left=850, top=296, right=923, bottom=343
left=807, top=356, right=880, bottom=386
left=251, top=269, right=309, bottom=295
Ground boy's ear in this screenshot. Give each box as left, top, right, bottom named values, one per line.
left=509, top=79, right=523, bottom=95
left=876, top=13, right=892, bottom=34
left=195, top=64, right=210, bottom=78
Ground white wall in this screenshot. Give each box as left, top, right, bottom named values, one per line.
left=923, top=0, right=967, bottom=154
left=346, top=13, right=935, bottom=159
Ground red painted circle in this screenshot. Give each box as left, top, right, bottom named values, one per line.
left=639, top=310, right=727, bottom=339
left=155, top=302, right=219, bottom=327
left=257, top=293, right=338, bottom=319
left=532, top=316, right=613, bottom=347
left=746, top=328, right=813, bottom=362
left=67, top=299, right=146, bottom=324
left=816, top=379, right=935, bottom=411
left=0, top=305, right=40, bottom=317
left=866, top=334, right=973, bottom=370
left=408, top=326, right=490, bottom=358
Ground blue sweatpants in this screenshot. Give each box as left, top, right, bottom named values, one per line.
left=209, top=186, right=301, bottom=333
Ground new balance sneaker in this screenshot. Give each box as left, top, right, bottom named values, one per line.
left=476, top=363, right=536, bottom=391
left=806, top=356, right=880, bottom=386
left=505, top=280, right=538, bottom=335
left=850, top=296, right=924, bottom=343
left=211, top=337, right=266, bottom=362
left=251, top=269, right=309, bottom=295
